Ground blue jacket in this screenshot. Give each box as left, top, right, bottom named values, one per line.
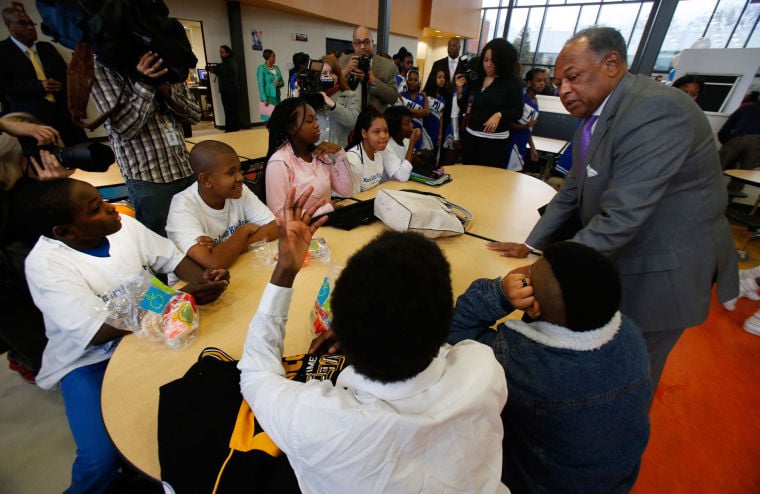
left=450, top=277, right=651, bottom=493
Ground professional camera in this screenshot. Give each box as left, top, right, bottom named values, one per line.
left=457, top=56, right=481, bottom=82
left=87, top=0, right=198, bottom=84
left=18, top=137, right=115, bottom=173
left=297, top=59, right=335, bottom=95
left=296, top=59, right=335, bottom=108
left=348, top=55, right=372, bottom=90
left=357, top=55, right=371, bottom=74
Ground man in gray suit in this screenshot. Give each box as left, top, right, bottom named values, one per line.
left=339, top=26, right=398, bottom=111
left=490, top=27, right=738, bottom=394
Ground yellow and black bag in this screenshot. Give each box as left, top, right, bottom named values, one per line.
left=158, top=347, right=346, bottom=493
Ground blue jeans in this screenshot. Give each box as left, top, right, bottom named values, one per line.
left=125, top=175, right=196, bottom=236
left=61, top=360, right=121, bottom=494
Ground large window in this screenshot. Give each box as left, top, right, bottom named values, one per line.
left=657, top=0, right=759, bottom=70
left=479, top=0, right=759, bottom=75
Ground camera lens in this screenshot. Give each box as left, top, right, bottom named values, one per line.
left=58, top=143, right=114, bottom=172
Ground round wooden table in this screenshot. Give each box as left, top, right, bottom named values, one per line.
left=101, top=165, right=557, bottom=479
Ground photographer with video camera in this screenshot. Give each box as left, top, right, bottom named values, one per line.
left=91, top=50, right=201, bottom=236
left=339, top=26, right=398, bottom=111
left=296, top=54, right=359, bottom=148
left=0, top=113, right=74, bottom=382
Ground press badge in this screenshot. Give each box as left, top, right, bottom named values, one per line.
left=163, top=123, right=180, bottom=146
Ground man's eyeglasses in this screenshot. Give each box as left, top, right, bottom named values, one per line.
left=354, top=38, right=372, bottom=46
left=11, top=20, right=37, bottom=27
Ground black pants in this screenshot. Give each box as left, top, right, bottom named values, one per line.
left=220, top=89, right=241, bottom=132
left=461, top=130, right=509, bottom=168
left=0, top=275, right=47, bottom=372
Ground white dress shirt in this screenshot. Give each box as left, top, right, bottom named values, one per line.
left=239, top=283, right=510, bottom=494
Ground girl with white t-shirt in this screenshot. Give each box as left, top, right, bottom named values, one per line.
left=345, top=107, right=412, bottom=194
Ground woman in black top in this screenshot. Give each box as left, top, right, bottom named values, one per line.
left=456, top=38, right=523, bottom=168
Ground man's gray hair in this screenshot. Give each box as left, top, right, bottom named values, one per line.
left=567, top=26, right=628, bottom=65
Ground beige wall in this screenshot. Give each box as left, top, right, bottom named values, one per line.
left=427, top=0, right=481, bottom=39
left=239, top=5, right=417, bottom=123
left=241, top=0, right=426, bottom=38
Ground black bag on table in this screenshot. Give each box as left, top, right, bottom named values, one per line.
left=158, top=347, right=347, bottom=493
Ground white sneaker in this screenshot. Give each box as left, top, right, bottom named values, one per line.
left=723, top=298, right=737, bottom=311
left=740, top=265, right=760, bottom=279
left=743, top=311, right=760, bottom=336
left=739, top=277, right=760, bottom=301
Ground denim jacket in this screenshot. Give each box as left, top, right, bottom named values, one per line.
left=450, top=277, right=651, bottom=494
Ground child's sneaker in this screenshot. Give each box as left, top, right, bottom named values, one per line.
left=743, top=311, right=760, bottom=336
left=739, top=276, right=760, bottom=301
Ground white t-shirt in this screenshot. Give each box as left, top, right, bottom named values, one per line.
left=166, top=183, right=275, bottom=255
left=346, top=144, right=413, bottom=194
left=26, top=215, right=185, bottom=390
left=346, top=146, right=385, bottom=194
left=384, top=138, right=415, bottom=181
left=239, top=284, right=510, bottom=494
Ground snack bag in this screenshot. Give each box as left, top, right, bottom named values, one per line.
left=310, top=263, right=343, bottom=335
left=162, top=291, right=199, bottom=350
left=137, top=277, right=199, bottom=350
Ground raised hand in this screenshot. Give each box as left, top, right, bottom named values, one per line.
left=271, top=186, right=328, bottom=288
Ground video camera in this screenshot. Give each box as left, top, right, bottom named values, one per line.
left=296, top=58, right=335, bottom=108
left=18, top=137, right=115, bottom=173
left=297, top=59, right=335, bottom=95
left=457, top=56, right=481, bottom=82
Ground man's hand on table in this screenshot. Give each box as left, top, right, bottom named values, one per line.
left=487, top=241, right=532, bottom=258
left=270, top=186, right=328, bottom=288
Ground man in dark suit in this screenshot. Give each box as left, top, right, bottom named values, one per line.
left=489, top=27, right=738, bottom=396
left=425, top=37, right=463, bottom=87
left=339, top=26, right=398, bottom=111
left=0, top=7, right=85, bottom=145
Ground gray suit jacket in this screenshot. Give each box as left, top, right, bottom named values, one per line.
left=527, top=72, right=738, bottom=332
left=339, top=53, right=398, bottom=111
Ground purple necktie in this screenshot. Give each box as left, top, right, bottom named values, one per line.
left=577, top=115, right=598, bottom=167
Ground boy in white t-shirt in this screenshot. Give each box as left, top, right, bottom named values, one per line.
left=22, top=178, right=230, bottom=493
left=166, top=140, right=277, bottom=269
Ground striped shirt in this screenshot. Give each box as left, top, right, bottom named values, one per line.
left=91, top=63, right=200, bottom=183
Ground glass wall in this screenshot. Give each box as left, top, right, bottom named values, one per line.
left=658, top=0, right=759, bottom=71
left=479, top=0, right=759, bottom=75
